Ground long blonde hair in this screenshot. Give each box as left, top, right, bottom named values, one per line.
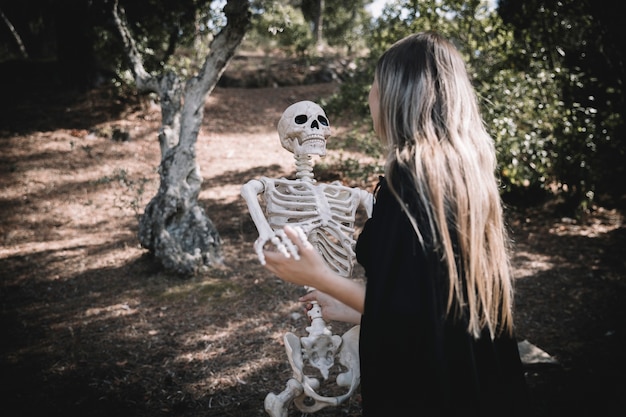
left=375, top=31, right=514, bottom=338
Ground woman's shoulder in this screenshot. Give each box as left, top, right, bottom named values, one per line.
left=372, top=175, right=386, bottom=197
left=372, top=175, right=416, bottom=216
left=372, top=176, right=394, bottom=205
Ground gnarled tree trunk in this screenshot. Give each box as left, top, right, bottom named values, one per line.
left=113, top=0, right=251, bottom=275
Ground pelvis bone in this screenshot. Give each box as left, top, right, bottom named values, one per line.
left=264, top=325, right=361, bottom=416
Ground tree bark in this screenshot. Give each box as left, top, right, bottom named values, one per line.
left=113, top=0, right=251, bottom=275
left=314, top=0, right=324, bottom=49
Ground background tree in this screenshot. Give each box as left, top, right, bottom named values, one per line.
left=0, top=0, right=229, bottom=90
left=248, top=0, right=313, bottom=55
left=497, top=0, right=625, bottom=212
left=0, top=0, right=102, bottom=88
left=328, top=0, right=624, bottom=213
left=328, top=0, right=529, bottom=182
left=249, top=0, right=371, bottom=55
left=320, top=0, right=371, bottom=53
left=113, top=0, right=251, bottom=275
left=300, top=0, right=324, bottom=49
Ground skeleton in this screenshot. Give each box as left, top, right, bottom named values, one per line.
left=241, top=101, right=373, bottom=416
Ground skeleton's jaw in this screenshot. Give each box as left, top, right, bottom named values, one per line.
left=292, top=135, right=327, bottom=157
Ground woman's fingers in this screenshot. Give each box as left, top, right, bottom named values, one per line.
left=299, top=290, right=318, bottom=303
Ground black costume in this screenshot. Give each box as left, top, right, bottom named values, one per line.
left=356, top=177, right=530, bottom=416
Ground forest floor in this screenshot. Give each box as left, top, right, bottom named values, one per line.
left=1, top=53, right=625, bottom=417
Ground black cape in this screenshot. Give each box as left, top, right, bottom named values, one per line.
left=356, top=177, right=530, bottom=416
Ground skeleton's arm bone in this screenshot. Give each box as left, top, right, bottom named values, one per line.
left=359, top=189, right=374, bottom=218
left=241, top=179, right=275, bottom=240
left=241, top=179, right=296, bottom=263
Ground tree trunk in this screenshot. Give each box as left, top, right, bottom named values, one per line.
left=312, top=0, right=324, bottom=50
left=113, top=0, right=251, bottom=275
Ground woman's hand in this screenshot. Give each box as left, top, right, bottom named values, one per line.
left=262, top=225, right=366, bottom=315
left=300, top=290, right=362, bottom=325
left=262, top=225, right=333, bottom=288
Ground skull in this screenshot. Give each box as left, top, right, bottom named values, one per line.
left=277, top=101, right=331, bottom=156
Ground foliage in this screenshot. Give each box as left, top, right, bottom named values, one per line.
left=244, top=0, right=372, bottom=55
left=247, top=1, right=313, bottom=54
left=498, top=0, right=625, bottom=212
left=330, top=0, right=551, bottom=193
left=328, top=0, right=625, bottom=213
left=0, top=0, right=230, bottom=89
left=101, top=1, right=225, bottom=80
left=318, top=0, right=372, bottom=52
left=467, top=7, right=560, bottom=206
left=315, top=118, right=385, bottom=186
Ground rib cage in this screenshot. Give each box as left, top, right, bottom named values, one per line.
left=261, top=178, right=362, bottom=277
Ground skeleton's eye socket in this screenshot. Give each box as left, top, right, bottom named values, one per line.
left=295, top=115, right=308, bottom=124
left=318, top=116, right=329, bottom=126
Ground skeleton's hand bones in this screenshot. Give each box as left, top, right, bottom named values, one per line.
left=255, top=226, right=310, bottom=265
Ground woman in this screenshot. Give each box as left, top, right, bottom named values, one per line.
left=261, top=31, right=530, bottom=416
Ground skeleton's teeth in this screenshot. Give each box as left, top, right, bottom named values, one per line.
left=302, top=136, right=325, bottom=142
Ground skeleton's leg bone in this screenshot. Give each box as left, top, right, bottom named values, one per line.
left=294, top=379, right=342, bottom=413
left=264, top=379, right=303, bottom=417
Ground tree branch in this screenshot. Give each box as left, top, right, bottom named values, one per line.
left=112, top=0, right=159, bottom=92
left=0, top=7, right=28, bottom=59
left=180, top=0, right=251, bottom=145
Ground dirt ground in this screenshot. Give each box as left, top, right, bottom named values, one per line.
left=1, top=56, right=625, bottom=417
